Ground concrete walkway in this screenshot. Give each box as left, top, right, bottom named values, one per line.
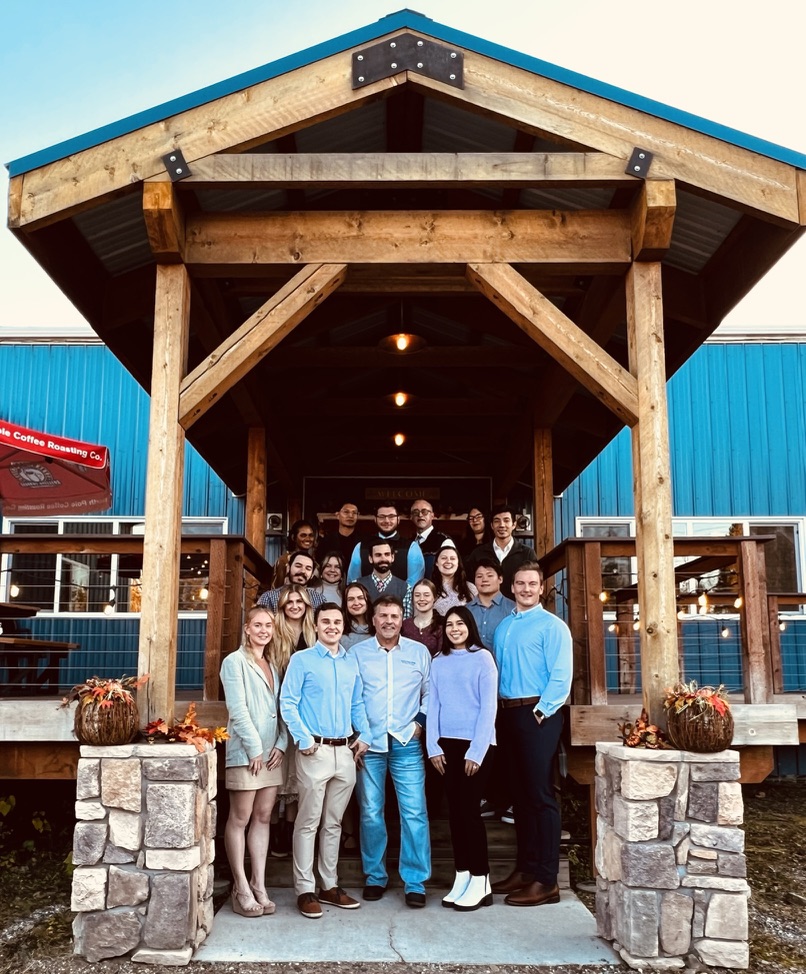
left=194, top=888, right=619, bottom=966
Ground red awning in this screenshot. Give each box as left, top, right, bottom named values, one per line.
left=0, top=419, right=111, bottom=517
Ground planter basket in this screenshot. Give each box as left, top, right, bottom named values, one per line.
left=74, top=697, right=140, bottom=746
left=666, top=705, right=734, bottom=753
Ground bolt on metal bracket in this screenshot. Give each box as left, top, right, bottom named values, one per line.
left=352, top=33, right=464, bottom=89
left=626, top=147, right=654, bottom=179
left=162, top=149, right=192, bottom=182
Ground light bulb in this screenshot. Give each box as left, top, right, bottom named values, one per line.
left=199, top=587, right=209, bottom=601
left=598, top=591, right=609, bottom=603
left=395, top=334, right=409, bottom=351
left=394, top=392, right=408, bottom=407
left=721, top=627, right=731, bottom=639
left=9, top=583, right=20, bottom=599
left=394, top=433, right=405, bottom=447
left=733, top=597, right=743, bottom=609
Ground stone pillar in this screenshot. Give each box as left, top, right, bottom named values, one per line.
left=595, top=742, right=748, bottom=970
left=71, top=743, right=217, bottom=966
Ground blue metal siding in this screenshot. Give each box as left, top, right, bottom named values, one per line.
left=559, top=342, right=806, bottom=536
left=1, top=344, right=243, bottom=527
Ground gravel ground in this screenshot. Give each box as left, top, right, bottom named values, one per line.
left=1, top=780, right=804, bottom=974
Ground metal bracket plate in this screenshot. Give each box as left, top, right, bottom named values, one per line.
left=352, top=33, right=464, bottom=89
left=626, top=147, right=654, bottom=179
left=162, top=149, right=192, bottom=182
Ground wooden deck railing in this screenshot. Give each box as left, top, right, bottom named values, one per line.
left=539, top=537, right=804, bottom=759
left=0, top=534, right=273, bottom=702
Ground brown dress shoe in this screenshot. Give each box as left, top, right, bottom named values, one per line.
left=505, top=881, right=561, bottom=906
left=297, top=892, right=323, bottom=919
left=318, top=886, right=361, bottom=909
left=491, top=870, right=535, bottom=894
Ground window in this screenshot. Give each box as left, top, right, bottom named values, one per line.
left=0, top=516, right=227, bottom=615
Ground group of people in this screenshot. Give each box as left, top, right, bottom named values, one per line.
left=220, top=498, right=573, bottom=920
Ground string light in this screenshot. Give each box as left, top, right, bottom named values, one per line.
left=598, top=591, right=609, bottom=603
left=733, top=596, right=743, bottom=609
left=9, top=583, right=20, bottom=599
left=721, top=626, right=731, bottom=639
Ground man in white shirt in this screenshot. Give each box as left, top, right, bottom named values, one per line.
left=349, top=595, right=431, bottom=908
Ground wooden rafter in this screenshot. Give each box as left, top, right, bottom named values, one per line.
left=467, top=262, right=639, bottom=426
left=167, top=151, right=638, bottom=189
left=184, top=210, right=632, bottom=266
left=179, top=263, right=347, bottom=428
left=409, top=57, right=802, bottom=224
left=143, top=181, right=185, bottom=261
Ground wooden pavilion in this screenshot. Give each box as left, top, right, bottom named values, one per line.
left=6, top=10, right=805, bottom=778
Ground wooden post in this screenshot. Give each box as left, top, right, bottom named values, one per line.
left=533, top=427, right=554, bottom=557
left=203, top=539, right=227, bottom=701
left=137, top=264, right=190, bottom=724
left=626, top=262, right=678, bottom=725
left=245, top=428, right=268, bottom=556
left=737, top=540, right=774, bottom=703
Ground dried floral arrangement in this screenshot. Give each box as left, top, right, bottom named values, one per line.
left=618, top=707, right=670, bottom=749
left=60, top=673, right=149, bottom=710
left=144, top=702, right=229, bottom=753
left=663, top=680, right=732, bottom=717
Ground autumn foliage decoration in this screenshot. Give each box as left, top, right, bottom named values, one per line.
left=61, top=674, right=149, bottom=746
left=663, top=680, right=734, bottom=752
left=144, top=702, right=228, bottom=753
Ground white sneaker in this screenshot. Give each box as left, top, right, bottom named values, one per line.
left=442, top=870, right=470, bottom=907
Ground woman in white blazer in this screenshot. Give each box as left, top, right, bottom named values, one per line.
left=220, top=605, right=288, bottom=917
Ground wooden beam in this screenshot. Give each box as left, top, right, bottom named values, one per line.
left=138, top=264, right=190, bottom=725
left=738, top=540, right=774, bottom=704
left=11, top=50, right=403, bottom=229
left=245, top=428, right=268, bottom=555
left=184, top=209, right=632, bottom=266
left=467, top=262, right=639, bottom=425
left=631, top=180, right=676, bottom=261
left=172, top=151, right=638, bottom=189
left=265, top=345, right=541, bottom=369
left=533, top=428, right=554, bottom=558
left=626, top=261, right=678, bottom=725
left=410, top=59, right=802, bottom=224
left=143, top=180, right=185, bottom=262
left=286, top=396, right=519, bottom=416
left=179, top=263, right=346, bottom=428
left=570, top=703, right=799, bottom=747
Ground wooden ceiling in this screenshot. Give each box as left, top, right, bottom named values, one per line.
left=8, top=19, right=806, bottom=503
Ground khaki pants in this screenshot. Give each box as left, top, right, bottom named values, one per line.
left=293, top=744, right=356, bottom=894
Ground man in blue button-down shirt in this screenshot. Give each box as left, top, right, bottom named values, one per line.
left=349, top=594, right=432, bottom=908
left=491, top=563, right=572, bottom=908
left=280, top=602, right=370, bottom=918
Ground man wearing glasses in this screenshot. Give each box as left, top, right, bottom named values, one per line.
left=347, top=503, right=424, bottom=588
left=409, top=498, right=448, bottom=577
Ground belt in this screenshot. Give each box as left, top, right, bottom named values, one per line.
left=312, top=736, right=350, bottom=746
left=499, top=696, right=540, bottom=709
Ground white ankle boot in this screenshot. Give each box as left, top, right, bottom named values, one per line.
left=453, top=873, right=493, bottom=911
left=442, top=870, right=470, bottom=908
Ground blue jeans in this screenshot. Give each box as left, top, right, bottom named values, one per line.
left=356, top=736, right=431, bottom=893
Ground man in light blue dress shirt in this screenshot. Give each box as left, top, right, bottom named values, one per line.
left=491, top=563, right=572, bottom=908
left=280, top=602, right=370, bottom=919
left=349, top=594, right=432, bottom=908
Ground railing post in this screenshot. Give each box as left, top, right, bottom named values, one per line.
left=738, top=540, right=774, bottom=703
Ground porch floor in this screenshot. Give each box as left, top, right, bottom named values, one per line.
left=193, top=887, right=618, bottom=966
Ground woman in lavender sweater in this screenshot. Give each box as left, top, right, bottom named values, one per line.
left=426, top=605, right=498, bottom=912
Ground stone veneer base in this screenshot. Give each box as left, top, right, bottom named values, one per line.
left=71, top=743, right=217, bottom=966
left=595, top=742, right=749, bottom=970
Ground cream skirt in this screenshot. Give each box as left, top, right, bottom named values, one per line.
left=225, top=762, right=284, bottom=791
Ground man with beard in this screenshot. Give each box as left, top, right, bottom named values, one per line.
left=349, top=595, right=431, bottom=908
left=347, top=503, right=424, bottom=587
left=258, top=550, right=326, bottom=612
left=357, top=539, right=413, bottom=619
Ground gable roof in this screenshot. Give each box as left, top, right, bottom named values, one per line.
left=6, top=9, right=806, bottom=504
left=9, top=8, right=806, bottom=177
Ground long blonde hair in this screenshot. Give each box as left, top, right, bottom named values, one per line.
left=272, top=584, right=316, bottom=673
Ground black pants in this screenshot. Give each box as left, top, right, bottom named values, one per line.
left=439, top=738, right=494, bottom=876
left=497, top=706, right=563, bottom=886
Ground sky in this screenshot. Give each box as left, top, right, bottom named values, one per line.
left=1, top=0, right=805, bottom=334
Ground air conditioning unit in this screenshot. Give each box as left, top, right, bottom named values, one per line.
left=515, top=513, right=532, bottom=534
left=266, top=513, right=284, bottom=535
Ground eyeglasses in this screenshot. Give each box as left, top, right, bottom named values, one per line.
left=376, top=514, right=398, bottom=521
left=468, top=513, right=484, bottom=521
left=411, top=509, right=433, bottom=516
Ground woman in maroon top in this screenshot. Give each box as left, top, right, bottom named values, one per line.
left=402, top=578, right=443, bottom=656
